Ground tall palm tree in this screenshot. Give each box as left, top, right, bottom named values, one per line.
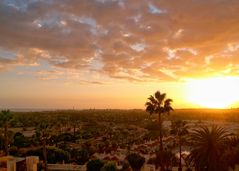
left=187, top=125, right=230, bottom=171
left=69, top=116, right=80, bottom=141
left=170, top=120, right=189, bottom=171
left=145, top=91, right=173, bottom=171
left=36, top=121, right=51, bottom=171
left=0, top=109, right=13, bottom=155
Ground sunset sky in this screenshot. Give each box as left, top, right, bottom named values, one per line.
left=1, top=0, right=239, bottom=109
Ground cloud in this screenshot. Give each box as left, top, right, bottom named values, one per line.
left=1, top=0, right=239, bottom=81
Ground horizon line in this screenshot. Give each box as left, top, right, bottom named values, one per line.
left=2, top=107, right=239, bottom=112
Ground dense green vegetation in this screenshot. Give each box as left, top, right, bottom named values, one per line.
left=8, top=108, right=239, bottom=128
left=1, top=108, right=239, bottom=171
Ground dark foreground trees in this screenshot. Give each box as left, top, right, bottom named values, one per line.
left=187, top=125, right=230, bottom=171
left=145, top=90, right=173, bottom=171
left=155, top=148, right=175, bottom=171
left=36, top=122, right=51, bottom=171
left=222, top=136, right=239, bottom=170
left=171, top=120, right=189, bottom=171
left=0, top=109, right=13, bottom=155
left=126, top=153, right=145, bottom=171
left=101, top=162, right=117, bottom=171
left=87, top=159, right=104, bottom=171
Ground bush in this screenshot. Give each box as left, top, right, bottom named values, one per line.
left=47, top=146, right=70, bottom=163
left=13, top=132, right=30, bottom=148
left=57, top=133, right=73, bottom=142
left=87, top=159, right=104, bottom=171
left=25, top=146, right=70, bottom=164
left=75, top=149, right=89, bottom=165
left=101, top=162, right=117, bottom=171
left=126, top=153, right=145, bottom=171
left=9, top=146, right=18, bottom=156
left=120, top=161, right=130, bottom=171
left=26, top=148, right=42, bottom=157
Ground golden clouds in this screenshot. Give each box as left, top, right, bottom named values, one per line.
left=0, top=0, right=239, bottom=82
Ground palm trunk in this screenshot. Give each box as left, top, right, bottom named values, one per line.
left=4, top=122, right=8, bottom=155
left=158, top=114, right=165, bottom=171
left=178, top=136, right=182, bottom=171
left=73, top=125, right=76, bottom=142
left=43, top=139, right=48, bottom=171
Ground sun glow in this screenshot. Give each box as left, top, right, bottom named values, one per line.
left=186, top=76, right=239, bottom=108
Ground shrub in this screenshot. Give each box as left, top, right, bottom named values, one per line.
left=9, top=146, right=18, bottom=156
left=101, top=162, right=117, bottom=171
left=13, top=132, right=30, bottom=148
left=87, top=159, right=104, bottom=171
left=47, top=146, right=70, bottom=163
left=25, top=146, right=70, bottom=164
left=126, top=153, right=145, bottom=171
left=75, top=149, right=89, bottom=165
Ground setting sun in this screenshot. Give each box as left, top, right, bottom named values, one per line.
left=186, top=77, right=239, bottom=108
left=2, top=1, right=239, bottom=170
left=1, top=0, right=239, bottom=110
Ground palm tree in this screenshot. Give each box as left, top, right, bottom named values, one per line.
left=187, top=125, right=229, bottom=171
left=145, top=91, right=173, bottom=170
left=69, top=116, right=80, bottom=141
left=36, top=121, right=51, bottom=171
left=170, top=120, right=189, bottom=171
left=222, top=135, right=239, bottom=170
left=0, top=109, right=13, bottom=155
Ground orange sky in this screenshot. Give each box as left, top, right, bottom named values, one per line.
left=1, top=0, right=239, bottom=109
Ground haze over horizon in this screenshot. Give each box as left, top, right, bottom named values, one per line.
left=1, top=0, right=239, bottom=109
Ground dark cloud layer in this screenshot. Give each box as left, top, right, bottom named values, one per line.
left=1, top=0, right=239, bottom=81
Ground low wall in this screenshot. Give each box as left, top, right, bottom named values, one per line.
left=47, top=164, right=86, bottom=171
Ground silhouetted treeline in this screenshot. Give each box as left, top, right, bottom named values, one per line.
left=8, top=108, right=239, bottom=127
